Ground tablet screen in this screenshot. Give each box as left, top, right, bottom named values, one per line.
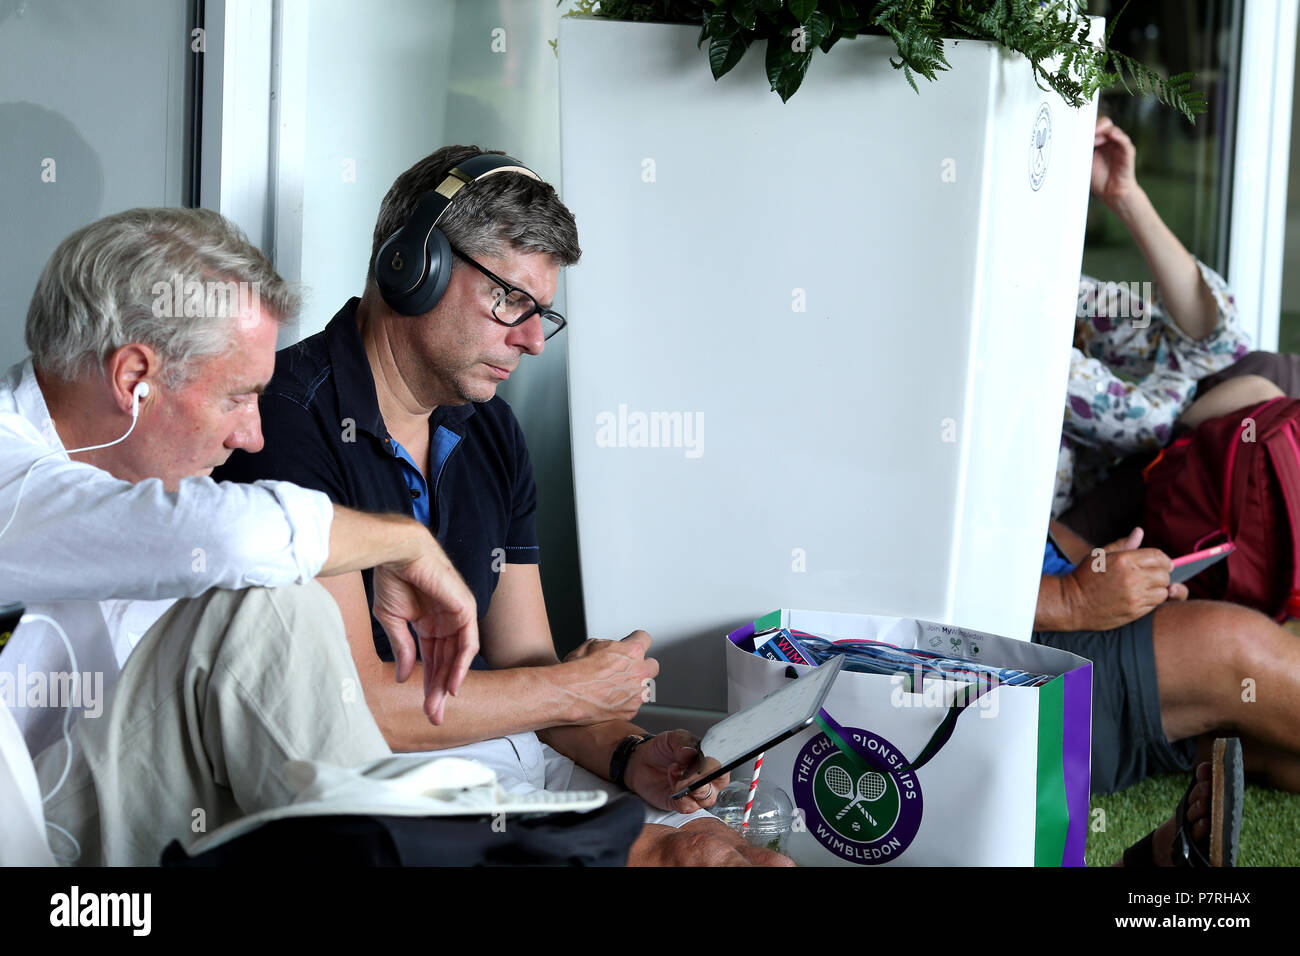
left=673, top=655, right=844, bottom=798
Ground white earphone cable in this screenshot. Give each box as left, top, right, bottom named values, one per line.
left=0, top=382, right=147, bottom=865
left=0, top=382, right=147, bottom=541
left=20, top=612, right=83, bottom=863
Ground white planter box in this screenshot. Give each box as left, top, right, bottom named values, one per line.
left=558, top=17, right=1097, bottom=713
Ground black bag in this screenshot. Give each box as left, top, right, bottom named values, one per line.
left=160, top=795, right=645, bottom=867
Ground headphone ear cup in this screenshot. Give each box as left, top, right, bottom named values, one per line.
left=407, top=227, right=453, bottom=316
left=374, top=154, right=537, bottom=316
left=374, top=226, right=453, bottom=316
left=374, top=233, right=418, bottom=313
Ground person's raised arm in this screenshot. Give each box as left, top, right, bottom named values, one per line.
left=1091, top=116, right=1219, bottom=340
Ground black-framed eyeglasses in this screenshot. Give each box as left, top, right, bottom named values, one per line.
left=449, top=244, right=566, bottom=340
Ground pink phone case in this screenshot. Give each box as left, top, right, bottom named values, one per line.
left=1170, top=542, right=1236, bottom=583
left=1171, top=542, right=1235, bottom=568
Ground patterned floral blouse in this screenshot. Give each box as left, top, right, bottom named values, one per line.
left=1053, top=261, right=1250, bottom=516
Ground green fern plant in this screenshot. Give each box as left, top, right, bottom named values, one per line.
left=561, top=0, right=1205, bottom=122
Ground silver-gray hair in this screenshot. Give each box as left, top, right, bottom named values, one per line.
left=26, top=207, right=300, bottom=387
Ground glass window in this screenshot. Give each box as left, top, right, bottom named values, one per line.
left=0, top=0, right=196, bottom=370
left=1279, top=15, right=1300, bottom=354
left=1081, top=0, right=1242, bottom=288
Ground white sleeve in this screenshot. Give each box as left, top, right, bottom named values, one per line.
left=0, top=420, right=334, bottom=604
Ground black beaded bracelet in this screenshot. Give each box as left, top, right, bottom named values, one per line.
left=609, top=733, right=656, bottom=789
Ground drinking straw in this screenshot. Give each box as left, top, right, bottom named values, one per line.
left=741, top=752, right=764, bottom=830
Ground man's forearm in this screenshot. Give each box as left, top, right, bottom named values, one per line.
left=320, top=506, right=423, bottom=576
left=1048, top=519, right=1094, bottom=566
left=1110, top=188, right=1218, bottom=340
left=361, top=658, right=621, bottom=752
left=1034, top=574, right=1078, bottom=632
left=538, top=718, right=645, bottom=783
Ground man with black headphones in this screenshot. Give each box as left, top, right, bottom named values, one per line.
left=217, top=147, right=793, bottom=865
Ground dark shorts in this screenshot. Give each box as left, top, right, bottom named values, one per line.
left=1033, top=613, right=1197, bottom=795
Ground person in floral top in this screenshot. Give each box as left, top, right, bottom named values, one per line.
left=1054, top=116, right=1260, bottom=517
left=1029, top=119, right=1300, bottom=810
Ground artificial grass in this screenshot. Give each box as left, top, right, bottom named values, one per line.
left=1086, top=775, right=1300, bottom=866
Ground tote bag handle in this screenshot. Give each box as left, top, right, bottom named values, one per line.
left=784, top=664, right=991, bottom=775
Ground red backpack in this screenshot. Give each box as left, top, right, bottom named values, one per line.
left=1142, top=396, right=1300, bottom=620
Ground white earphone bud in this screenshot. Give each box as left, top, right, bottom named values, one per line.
left=131, top=381, right=150, bottom=415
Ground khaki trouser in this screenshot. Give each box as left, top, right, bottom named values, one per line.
left=35, top=581, right=390, bottom=866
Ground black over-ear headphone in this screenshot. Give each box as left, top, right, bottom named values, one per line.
left=373, top=153, right=540, bottom=316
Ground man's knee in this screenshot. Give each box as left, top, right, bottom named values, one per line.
left=1157, top=599, right=1273, bottom=656
left=1154, top=599, right=1281, bottom=725
left=1203, top=602, right=1294, bottom=714
left=1191, top=601, right=1281, bottom=672
left=146, top=580, right=353, bottom=690
left=184, top=581, right=383, bottom=766
left=239, top=579, right=346, bottom=648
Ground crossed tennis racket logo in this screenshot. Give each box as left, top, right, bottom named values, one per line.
left=822, top=764, right=888, bottom=827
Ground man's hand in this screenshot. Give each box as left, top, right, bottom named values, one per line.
left=624, top=728, right=730, bottom=814
left=1092, top=115, right=1140, bottom=210
left=556, top=631, right=659, bottom=725
left=1052, top=527, right=1187, bottom=631
left=628, top=819, right=796, bottom=867
left=371, top=538, right=479, bottom=726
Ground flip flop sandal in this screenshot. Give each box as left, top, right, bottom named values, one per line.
left=1175, top=737, right=1243, bottom=866
left=1122, top=736, right=1243, bottom=867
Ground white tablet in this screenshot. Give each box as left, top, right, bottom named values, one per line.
left=671, top=655, right=844, bottom=800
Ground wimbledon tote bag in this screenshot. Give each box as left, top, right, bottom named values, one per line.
left=726, top=609, right=1092, bottom=866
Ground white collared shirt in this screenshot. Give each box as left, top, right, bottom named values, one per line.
left=0, top=358, right=335, bottom=753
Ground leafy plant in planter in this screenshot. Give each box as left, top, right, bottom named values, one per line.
left=561, top=0, right=1205, bottom=122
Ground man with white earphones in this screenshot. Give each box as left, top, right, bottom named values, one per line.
left=0, top=208, right=479, bottom=865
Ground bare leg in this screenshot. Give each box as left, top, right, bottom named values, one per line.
left=1195, top=733, right=1300, bottom=792
left=1178, top=375, right=1284, bottom=429
left=1151, top=600, right=1300, bottom=791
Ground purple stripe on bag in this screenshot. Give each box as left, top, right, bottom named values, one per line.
left=1061, top=664, right=1092, bottom=866
left=728, top=622, right=757, bottom=650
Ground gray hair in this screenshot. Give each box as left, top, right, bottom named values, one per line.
left=368, top=145, right=581, bottom=286
left=26, top=207, right=300, bottom=387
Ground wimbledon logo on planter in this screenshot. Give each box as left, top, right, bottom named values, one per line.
left=793, top=725, right=922, bottom=864
left=1029, top=102, right=1052, bottom=191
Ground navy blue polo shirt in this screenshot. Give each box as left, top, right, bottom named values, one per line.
left=214, top=298, right=540, bottom=662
